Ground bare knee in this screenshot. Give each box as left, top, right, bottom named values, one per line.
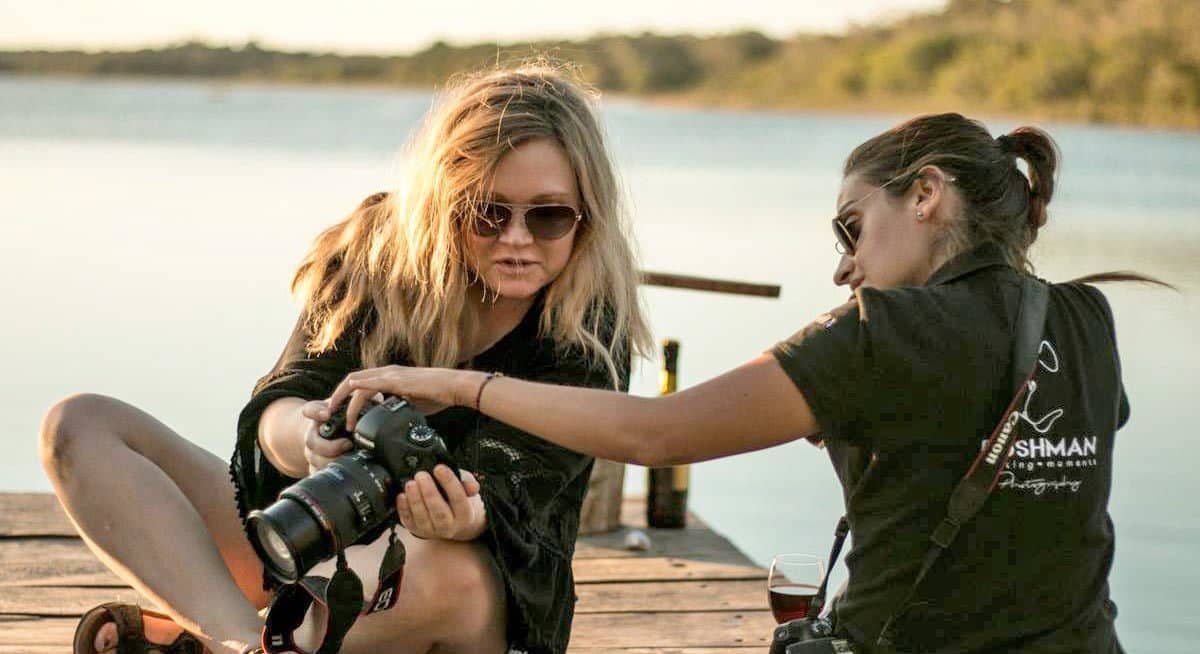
left=420, top=543, right=503, bottom=631
left=40, top=392, right=121, bottom=475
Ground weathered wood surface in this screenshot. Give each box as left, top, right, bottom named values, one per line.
left=0, top=493, right=772, bottom=651
left=0, top=581, right=767, bottom=617
left=0, top=612, right=777, bottom=649
left=0, top=493, right=74, bottom=537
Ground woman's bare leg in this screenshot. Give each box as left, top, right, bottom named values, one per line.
left=294, top=508, right=507, bottom=654
left=42, top=393, right=506, bottom=654
left=40, top=393, right=268, bottom=653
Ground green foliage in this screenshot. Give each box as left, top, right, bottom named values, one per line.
left=862, top=33, right=962, bottom=94
left=3, top=0, right=1198, bottom=128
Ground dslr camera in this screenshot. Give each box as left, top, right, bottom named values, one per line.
left=770, top=618, right=856, bottom=654
left=247, top=395, right=457, bottom=582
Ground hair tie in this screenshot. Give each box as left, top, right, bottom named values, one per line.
left=995, top=134, right=1016, bottom=154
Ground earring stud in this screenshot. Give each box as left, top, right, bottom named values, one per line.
left=916, top=210, right=925, bottom=221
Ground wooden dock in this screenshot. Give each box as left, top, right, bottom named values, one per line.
left=0, top=493, right=773, bottom=652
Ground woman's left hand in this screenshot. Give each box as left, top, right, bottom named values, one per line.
left=323, top=365, right=482, bottom=431
left=397, top=465, right=486, bottom=541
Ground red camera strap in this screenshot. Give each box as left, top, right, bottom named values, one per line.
left=262, top=532, right=406, bottom=654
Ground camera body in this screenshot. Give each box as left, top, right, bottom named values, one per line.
left=770, top=618, right=856, bottom=654
left=247, top=396, right=457, bottom=583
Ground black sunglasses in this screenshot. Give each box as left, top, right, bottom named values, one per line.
left=469, top=201, right=582, bottom=240
left=831, top=173, right=957, bottom=256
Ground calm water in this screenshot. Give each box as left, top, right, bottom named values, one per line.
left=3, top=77, right=1198, bottom=649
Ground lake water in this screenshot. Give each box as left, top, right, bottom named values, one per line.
left=3, top=77, right=1197, bottom=650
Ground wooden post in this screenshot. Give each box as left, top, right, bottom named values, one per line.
left=577, top=271, right=780, bottom=534
left=577, top=459, right=626, bottom=535
left=640, top=271, right=781, bottom=297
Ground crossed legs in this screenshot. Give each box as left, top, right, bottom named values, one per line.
left=40, top=393, right=506, bottom=654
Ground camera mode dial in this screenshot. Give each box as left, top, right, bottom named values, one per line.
left=409, top=425, right=436, bottom=443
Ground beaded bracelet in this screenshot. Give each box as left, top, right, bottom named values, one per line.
left=474, top=372, right=504, bottom=411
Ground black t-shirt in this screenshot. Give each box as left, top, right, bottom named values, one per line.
left=771, top=243, right=1128, bottom=654
left=230, top=297, right=628, bottom=654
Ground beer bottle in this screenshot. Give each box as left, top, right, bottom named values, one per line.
left=647, top=339, right=689, bottom=528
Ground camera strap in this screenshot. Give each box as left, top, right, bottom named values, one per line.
left=262, top=529, right=407, bottom=654
left=873, top=275, right=1049, bottom=651
left=811, top=516, right=850, bottom=617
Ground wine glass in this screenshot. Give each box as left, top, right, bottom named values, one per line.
left=767, top=553, right=826, bottom=624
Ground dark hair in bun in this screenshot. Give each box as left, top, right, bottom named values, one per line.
left=844, top=113, right=1172, bottom=288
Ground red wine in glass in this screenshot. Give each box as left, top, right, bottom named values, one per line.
left=767, top=553, right=824, bottom=624
left=768, top=582, right=819, bottom=623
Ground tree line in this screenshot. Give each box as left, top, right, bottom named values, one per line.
left=2, top=0, right=1196, bottom=128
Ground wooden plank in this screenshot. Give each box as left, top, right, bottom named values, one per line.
left=575, top=557, right=765, bottom=584
left=575, top=580, right=765, bottom=613
left=0, top=580, right=766, bottom=618
left=575, top=526, right=749, bottom=562
left=1, top=581, right=770, bottom=620
left=0, top=539, right=124, bottom=588
left=0, top=493, right=772, bottom=652
left=570, top=650, right=759, bottom=653
left=0, top=631, right=773, bottom=652
left=0, top=493, right=75, bottom=538
left=0, top=615, right=77, bottom=646
left=0, top=612, right=778, bottom=649
left=0, top=586, right=143, bottom=617
left=0, top=492, right=714, bottom=537
left=569, top=611, right=775, bottom=649
left=0, top=538, right=763, bottom=587
left=0, top=493, right=698, bottom=538
left=0, top=492, right=744, bottom=564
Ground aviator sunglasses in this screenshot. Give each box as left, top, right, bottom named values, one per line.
left=832, top=216, right=859, bottom=256
left=832, top=183, right=884, bottom=256
left=832, top=174, right=955, bottom=256
left=469, top=201, right=583, bottom=240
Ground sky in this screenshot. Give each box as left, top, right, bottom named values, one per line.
left=2, top=0, right=947, bottom=54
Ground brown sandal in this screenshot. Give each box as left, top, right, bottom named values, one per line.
left=73, top=602, right=206, bottom=654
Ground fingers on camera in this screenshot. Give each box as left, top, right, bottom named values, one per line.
left=406, top=480, right=434, bottom=535
left=342, top=388, right=382, bottom=430
left=435, top=466, right=470, bottom=514
left=459, top=469, right=481, bottom=496
left=418, top=473, right=453, bottom=531
left=301, top=400, right=328, bottom=419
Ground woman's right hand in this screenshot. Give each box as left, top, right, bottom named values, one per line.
left=300, top=400, right=353, bottom=475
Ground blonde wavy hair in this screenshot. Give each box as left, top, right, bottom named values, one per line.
left=289, top=63, right=651, bottom=387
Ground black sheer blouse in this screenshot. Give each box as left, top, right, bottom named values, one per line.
left=229, top=299, right=628, bottom=654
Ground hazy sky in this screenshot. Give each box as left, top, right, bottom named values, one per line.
left=3, top=0, right=946, bottom=54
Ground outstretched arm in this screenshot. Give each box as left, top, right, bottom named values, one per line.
left=324, top=353, right=820, bottom=467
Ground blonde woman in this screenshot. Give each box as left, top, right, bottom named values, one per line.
left=41, top=64, right=650, bottom=654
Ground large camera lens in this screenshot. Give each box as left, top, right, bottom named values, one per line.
left=246, top=485, right=329, bottom=583
left=247, top=452, right=394, bottom=583
left=254, top=518, right=298, bottom=580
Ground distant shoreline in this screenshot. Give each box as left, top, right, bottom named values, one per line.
left=6, top=70, right=1196, bottom=137
left=5, top=0, right=1198, bottom=133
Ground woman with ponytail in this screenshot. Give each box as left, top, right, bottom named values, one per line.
left=326, top=113, right=1149, bottom=652
left=42, top=64, right=650, bottom=654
